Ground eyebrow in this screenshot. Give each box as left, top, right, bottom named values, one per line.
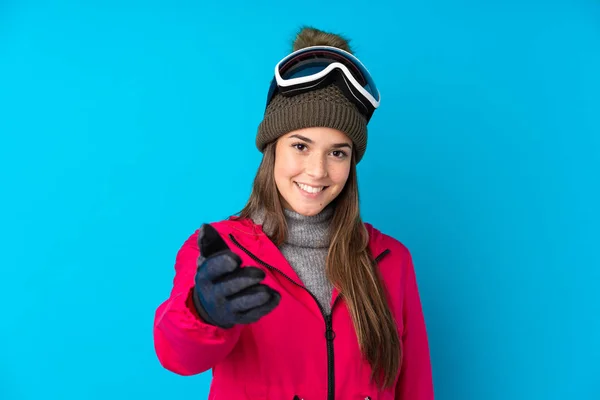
left=289, top=134, right=352, bottom=149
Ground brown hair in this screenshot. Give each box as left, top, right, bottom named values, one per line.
left=238, top=138, right=400, bottom=388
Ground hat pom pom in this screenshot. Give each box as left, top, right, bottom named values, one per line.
left=292, top=26, right=353, bottom=54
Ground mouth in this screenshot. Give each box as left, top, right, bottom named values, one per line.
left=294, top=182, right=328, bottom=194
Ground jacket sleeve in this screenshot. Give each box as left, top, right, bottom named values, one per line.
left=153, top=231, right=243, bottom=375
left=396, top=250, right=435, bottom=399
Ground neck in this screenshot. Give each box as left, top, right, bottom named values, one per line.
left=283, top=206, right=333, bottom=248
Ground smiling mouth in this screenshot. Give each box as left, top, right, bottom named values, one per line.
left=295, top=182, right=328, bottom=194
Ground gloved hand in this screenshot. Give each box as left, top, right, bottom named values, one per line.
left=192, top=223, right=281, bottom=329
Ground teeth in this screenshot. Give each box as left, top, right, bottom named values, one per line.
left=296, top=182, right=324, bottom=194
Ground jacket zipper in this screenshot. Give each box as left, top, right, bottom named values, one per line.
left=229, top=234, right=389, bottom=400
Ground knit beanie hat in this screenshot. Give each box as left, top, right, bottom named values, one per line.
left=256, top=27, right=370, bottom=163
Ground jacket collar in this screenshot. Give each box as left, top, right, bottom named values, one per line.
left=223, top=216, right=304, bottom=287
left=220, top=216, right=391, bottom=316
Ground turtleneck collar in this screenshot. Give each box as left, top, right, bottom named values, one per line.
left=282, top=205, right=333, bottom=249
left=250, top=205, right=334, bottom=249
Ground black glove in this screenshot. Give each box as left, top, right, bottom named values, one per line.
left=192, top=223, right=281, bottom=329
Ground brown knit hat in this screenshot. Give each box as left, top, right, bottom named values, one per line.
left=256, top=27, right=370, bottom=163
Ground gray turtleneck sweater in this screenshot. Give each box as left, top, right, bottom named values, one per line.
left=280, top=206, right=334, bottom=314
left=252, top=206, right=334, bottom=314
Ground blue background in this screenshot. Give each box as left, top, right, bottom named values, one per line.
left=1, top=1, right=598, bottom=399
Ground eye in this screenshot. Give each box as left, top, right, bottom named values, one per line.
left=292, top=143, right=308, bottom=151
left=331, top=150, right=348, bottom=159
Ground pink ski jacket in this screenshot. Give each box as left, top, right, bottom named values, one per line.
left=153, top=216, right=434, bottom=399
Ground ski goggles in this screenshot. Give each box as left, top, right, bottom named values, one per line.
left=265, top=45, right=381, bottom=121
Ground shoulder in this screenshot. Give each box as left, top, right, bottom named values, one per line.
left=364, top=222, right=417, bottom=301
left=364, top=222, right=413, bottom=263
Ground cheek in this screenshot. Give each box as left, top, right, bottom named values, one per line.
left=329, top=163, right=351, bottom=186
left=275, top=155, right=302, bottom=181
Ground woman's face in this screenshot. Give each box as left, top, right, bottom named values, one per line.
left=274, top=127, right=353, bottom=216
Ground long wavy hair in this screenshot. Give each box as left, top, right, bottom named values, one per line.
left=238, top=141, right=401, bottom=389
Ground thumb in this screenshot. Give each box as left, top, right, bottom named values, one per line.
left=198, top=223, right=230, bottom=258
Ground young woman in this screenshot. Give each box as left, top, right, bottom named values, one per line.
left=153, top=27, right=434, bottom=400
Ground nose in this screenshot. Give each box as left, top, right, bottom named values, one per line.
left=305, top=154, right=328, bottom=179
